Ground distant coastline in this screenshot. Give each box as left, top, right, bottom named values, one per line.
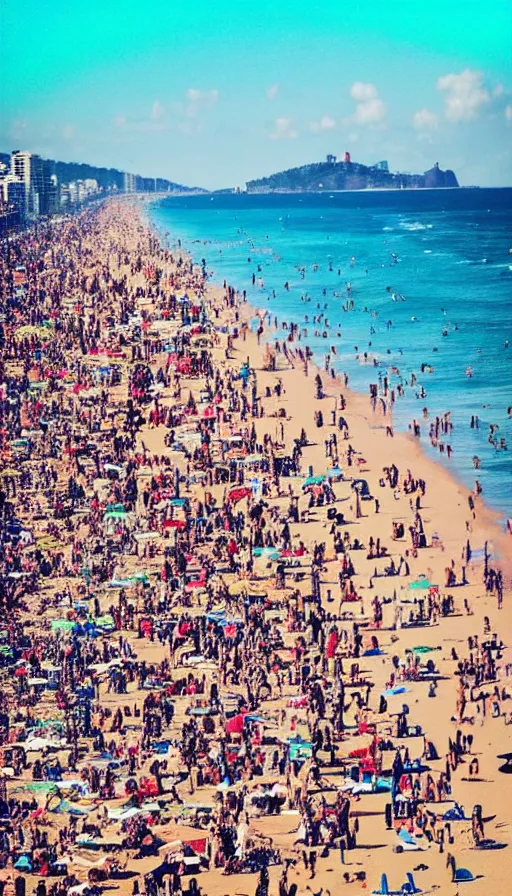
left=244, top=154, right=459, bottom=194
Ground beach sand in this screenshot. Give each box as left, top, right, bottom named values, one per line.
left=1, top=196, right=510, bottom=896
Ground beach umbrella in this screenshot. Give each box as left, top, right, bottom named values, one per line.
left=163, top=519, right=186, bottom=529
left=14, top=856, right=32, bottom=872
left=225, top=713, right=246, bottom=734
left=227, top=486, right=252, bottom=503
left=15, top=324, right=52, bottom=340
left=408, top=577, right=433, bottom=590
left=24, top=736, right=62, bottom=751
left=253, top=546, right=280, bottom=561
left=303, top=475, right=326, bottom=487
left=51, top=619, right=76, bottom=633
left=36, top=536, right=61, bottom=549
left=326, top=466, right=344, bottom=478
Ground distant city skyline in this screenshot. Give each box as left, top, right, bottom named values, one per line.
left=2, top=0, right=511, bottom=190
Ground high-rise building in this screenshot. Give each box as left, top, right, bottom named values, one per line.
left=0, top=176, right=24, bottom=210
left=10, top=150, right=46, bottom=216
left=41, top=159, right=59, bottom=214
left=0, top=171, right=27, bottom=221
left=123, top=172, right=137, bottom=193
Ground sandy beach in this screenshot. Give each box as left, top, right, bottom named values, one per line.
left=0, top=196, right=510, bottom=896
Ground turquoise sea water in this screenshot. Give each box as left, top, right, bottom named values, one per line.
left=149, top=189, right=512, bottom=521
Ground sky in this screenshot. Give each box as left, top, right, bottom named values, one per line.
left=1, top=0, right=511, bottom=189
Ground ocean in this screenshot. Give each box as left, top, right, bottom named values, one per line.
left=149, top=189, right=512, bottom=521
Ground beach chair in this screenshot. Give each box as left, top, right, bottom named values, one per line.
left=401, top=872, right=422, bottom=893
left=395, top=828, right=426, bottom=853
left=453, top=866, right=475, bottom=882
left=373, top=874, right=390, bottom=895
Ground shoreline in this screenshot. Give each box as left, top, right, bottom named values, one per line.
left=144, top=196, right=511, bottom=575
left=147, top=193, right=512, bottom=525
left=245, top=304, right=512, bottom=575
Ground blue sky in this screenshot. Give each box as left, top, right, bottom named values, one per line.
left=1, top=0, right=511, bottom=188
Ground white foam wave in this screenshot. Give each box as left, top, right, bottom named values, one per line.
left=399, top=221, right=427, bottom=231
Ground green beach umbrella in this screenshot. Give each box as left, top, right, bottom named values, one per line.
left=51, top=619, right=76, bottom=632
left=303, top=475, right=326, bottom=487
left=408, top=577, right=433, bottom=590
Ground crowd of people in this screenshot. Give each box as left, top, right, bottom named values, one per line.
left=0, top=199, right=509, bottom=896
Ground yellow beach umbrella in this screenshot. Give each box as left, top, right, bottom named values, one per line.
left=15, top=325, right=52, bottom=340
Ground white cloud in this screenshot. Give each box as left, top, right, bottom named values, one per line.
left=350, top=82, right=377, bottom=102
left=348, top=82, right=386, bottom=126
left=309, top=115, right=336, bottom=133
left=151, top=100, right=164, bottom=121
left=267, top=83, right=279, bottom=100
left=413, top=108, right=439, bottom=130
left=505, top=104, right=512, bottom=122
left=493, top=84, right=504, bottom=98
left=436, top=68, right=490, bottom=121
left=269, top=117, right=298, bottom=140
left=354, top=98, right=386, bottom=125
left=62, top=124, right=75, bottom=140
